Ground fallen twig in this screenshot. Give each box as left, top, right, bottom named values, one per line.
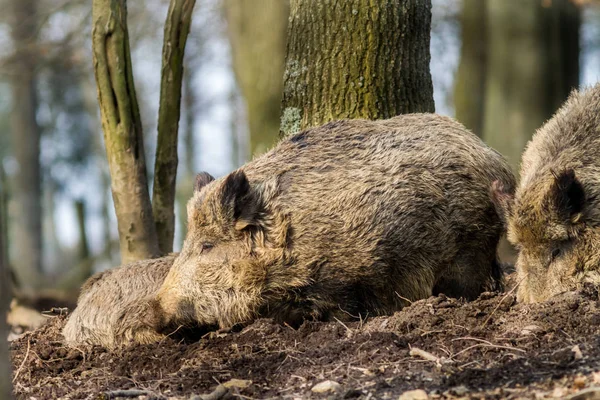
left=409, top=346, right=451, bottom=367
left=451, top=336, right=526, bottom=358
left=480, top=276, right=524, bottom=328
left=12, top=337, right=30, bottom=383
left=334, top=317, right=354, bottom=336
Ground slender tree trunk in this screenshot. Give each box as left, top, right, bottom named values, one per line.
left=482, top=0, right=580, bottom=170
left=92, top=0, right=160, bottom=263
left=0, top=166, right=9, bottom=273
left=43, top=181, right=62, bottom=273
left=546, top=0, right=580, bottom=108
left=0, top=170, right=11, bottom=399
left=183, top=63, right=196, bottom=181
left=229, top=87, right=242, bottom=168
left=281, top=0, right=435, bottom=136
left=153, top=0, right=196, bottom=254
left=176, top=62, right=197, bottom=245
left=75, top=200, right=91, bottom=269
left=8, top=0, right=43, bottom=290
left=454, top=0, right=487, bottom=136
left=224, top=0, right=289, bottom=157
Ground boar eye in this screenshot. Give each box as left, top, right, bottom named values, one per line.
left=551, top=248, right=561, bottom=261
left=201, top=243, right=214, bottom=253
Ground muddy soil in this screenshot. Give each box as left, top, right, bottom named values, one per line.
left=10, top=282, right=600, bottom=399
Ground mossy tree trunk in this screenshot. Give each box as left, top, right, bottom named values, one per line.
left=454, top=0, right=487, bottom=137
left=92, top=0, right=196, bottom=261
left=152, top=0, right=196, bottom=254
left=281, top=0, right=434, bottom=136
left=482, top=0, right=580, bottom=171
left=9, top=0, right=43, bottom=290
left=92, top=0, right=160, bottom=263
left=224, top=0, right=289, bottom=158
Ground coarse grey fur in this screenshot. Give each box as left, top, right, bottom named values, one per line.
left=62, top=255, right=176, bottom=348
left=153, top=114, right=516, bottom=332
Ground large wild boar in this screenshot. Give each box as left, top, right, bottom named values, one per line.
left=493, top=84, right=600, bottom=303
left=62, top=255, right=176, bottom=348
left=151, top=114, right=516, bottom=333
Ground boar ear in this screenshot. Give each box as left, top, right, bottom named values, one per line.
left=194, top=172, right=215, bottom=192
left=549, top=169, right=585, bottom=223
left=491, top=180, right=514, bottom=226
left=221, top=170, right=261, bottom=230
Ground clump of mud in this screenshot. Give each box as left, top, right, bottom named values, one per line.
left=11, top=284, right=600, bottom=399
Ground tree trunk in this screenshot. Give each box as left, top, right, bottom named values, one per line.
left=176, top=62, right=197, bottom=246
left=454, top=0, right=487, bottom=136
left=545, top=0, right=580, bottom=109
left=75, top=200, right=91, bottom=268
left=8, top=0, right=43, bottom=291
left=482, top=0, right=580, bottom=171
left=281, top=0, right=435, bottom=136
left=152, top=0, right=196, bottom=254
left=0, top=171, right=12, bottom=399
left=0, top=166, right=9, bottom=273
left=224, top=0, right=289, bottom=157
left=92, top=0, right=160, bottom=263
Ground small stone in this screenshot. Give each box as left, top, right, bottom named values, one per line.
left=311, top=380, right=342, bottom=394
left=572, top=345, right=583, bottom=360
left=552, top=386, right=567, bottom=398
left=521, top=325, right=543, bottom=336
left=573, top=376, right=586, bottom=389
left=398, top=389, right=429, bottom=400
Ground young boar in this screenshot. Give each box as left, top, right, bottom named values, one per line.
left=62, top=255, right=176, bottom=349
left=153, top=114, right=515, bottom=333
left=494, top=84, right=600, bottom=303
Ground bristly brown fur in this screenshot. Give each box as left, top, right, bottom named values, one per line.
left=499, top=84, right=600, bottom=303
left=155, top=114, right=516, bottom=331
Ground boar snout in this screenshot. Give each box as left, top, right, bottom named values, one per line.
left=150, top=292, right=197, bottom=333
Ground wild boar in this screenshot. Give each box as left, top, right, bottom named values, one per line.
left=493, top=84, right=600, bottom=303
left=62, top=255, right=176, bottom=348
left=152, top=114, right=516, bottom=333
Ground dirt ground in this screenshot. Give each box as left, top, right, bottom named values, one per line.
left=10, top=278, right=600, bottom=399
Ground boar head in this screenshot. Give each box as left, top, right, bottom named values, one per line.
left=151, top=170, right=303, bottom=333
left=495, top=169, right=600, bottom=302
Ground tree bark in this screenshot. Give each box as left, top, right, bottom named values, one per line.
left=8, top=0, right=43, bottom=291
left=153, top=0, right=196, bottom=254
left=482, top=0, right=580, bottom=171
left=92, top=0, right=160, bottom=263
left=281, top=0, right=435, bottom=136
left=224, top=0, right=289, bottom=157
left=0, top=188, right=13, bottom=399
left=454, top=0, right=487, bottom=137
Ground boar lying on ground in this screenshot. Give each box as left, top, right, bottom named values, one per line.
left=62, top=255, right=176, bottom=348
left=494, top=84, right=600, bottom=303
left=151, top=114, right=515, bottom=335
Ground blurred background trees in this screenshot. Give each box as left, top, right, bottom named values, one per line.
left=0, top=210, right=12, bottom=397
left=224, top=0, right=288, bottom=157
left=0, top=0, right=598, bottom=306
